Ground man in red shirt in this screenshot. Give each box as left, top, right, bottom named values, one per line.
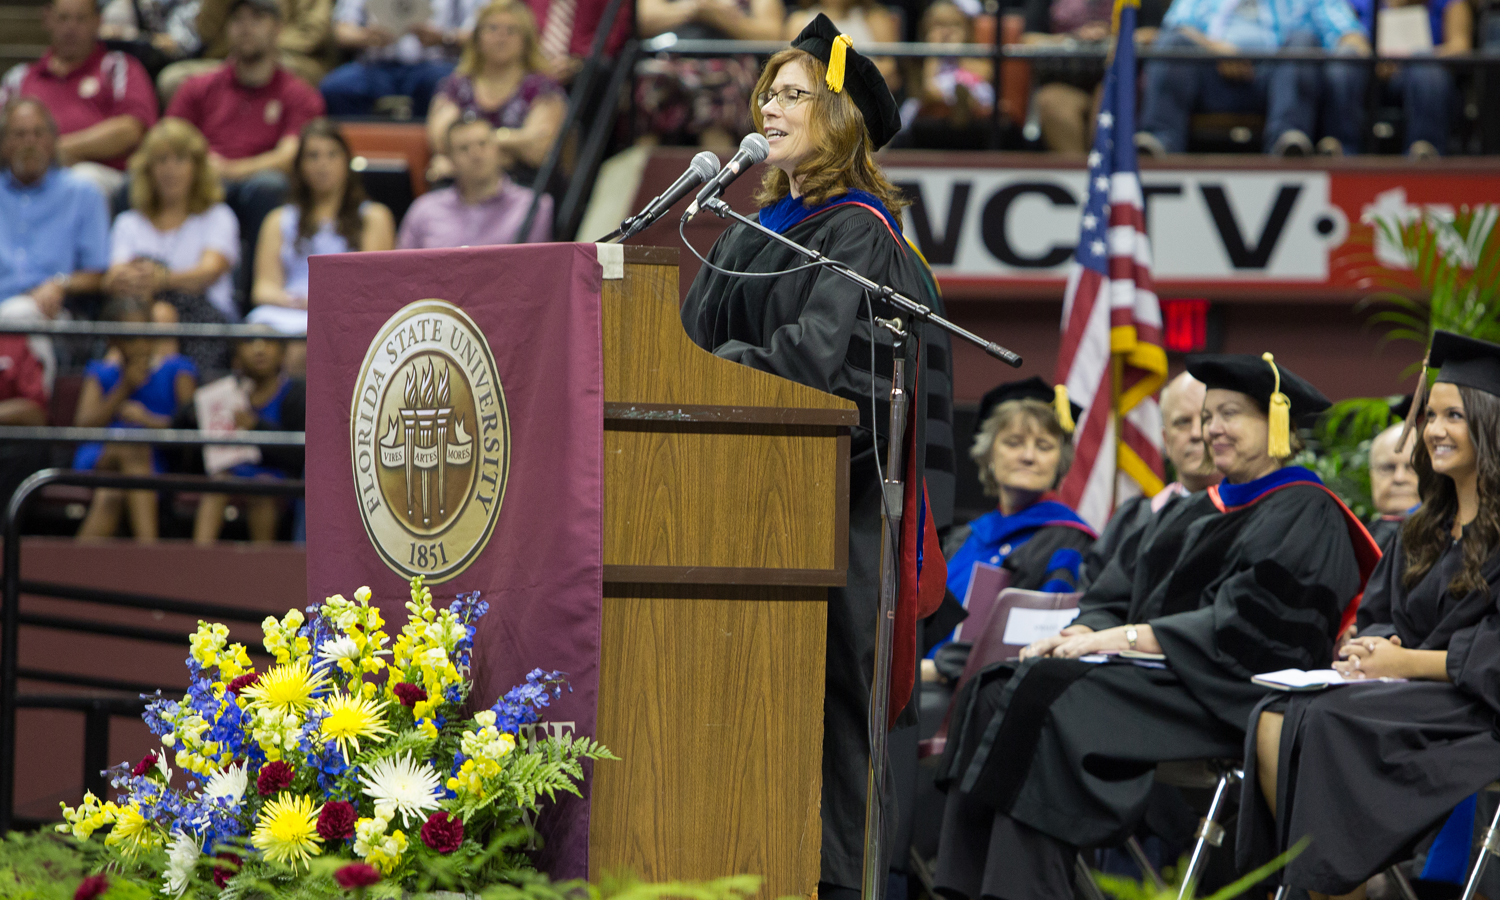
left=166, top=0, right=325, bottom=311
left=0, top=0, right=158, bottom=199
left=0, top=335, right=50, bottom=514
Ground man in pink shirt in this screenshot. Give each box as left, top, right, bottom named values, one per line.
left=397, top=115, right=551, bottom=249
left=166, top=0, right=325, bottom=309
left=0, top=0, right=158, bottom=198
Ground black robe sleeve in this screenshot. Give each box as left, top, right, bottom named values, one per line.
left=1353, top=533, right=1402, bottom=639
left=1080, top=495, right=1151, bottom=590
left=1002, top=525, right=1096, bottom=591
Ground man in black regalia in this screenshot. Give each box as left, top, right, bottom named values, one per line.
left=931, top=352, right=1380, bottom=900
left=678, top=15, right=954, bottom=898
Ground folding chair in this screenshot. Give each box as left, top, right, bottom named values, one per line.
left=1152, top=760, right=1244, bottom=900
left=1458, top=782, right=1500, bottom=900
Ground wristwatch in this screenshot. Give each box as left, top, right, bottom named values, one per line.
left=1125, top=625, right=1139, bottom=651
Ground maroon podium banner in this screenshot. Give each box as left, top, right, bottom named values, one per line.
left=306, top=243, right=605, bottom=877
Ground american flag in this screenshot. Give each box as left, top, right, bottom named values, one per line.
left=1053, top=0, right=1168, bottom=531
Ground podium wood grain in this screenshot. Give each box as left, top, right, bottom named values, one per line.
left=590, top=248, right=855, bottom=898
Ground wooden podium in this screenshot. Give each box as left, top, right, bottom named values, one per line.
left=590, top=247, right=857, bottom=897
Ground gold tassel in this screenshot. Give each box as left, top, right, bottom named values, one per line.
left=1263, top=351, right=1291, bottom=459
left=1054, top=384, right=1076, bottom=434
left=826, top=34, right=853, bottom=93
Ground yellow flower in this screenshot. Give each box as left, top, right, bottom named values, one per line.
left=104, top=803, right=162, bottom=856
left=251, top=795, right=322, bottom=869
left=241, top=659, right=329, bottom=716
left=318, top=693, right=394, bottom=760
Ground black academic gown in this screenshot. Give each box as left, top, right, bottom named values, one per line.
left=1367, top=514, right=1407, bottom=552
left=932, top=482, right=1365, bottom=900
left=679, top=202, right=954, bottom=890
left=1236, top=533, right=1500, bottom=895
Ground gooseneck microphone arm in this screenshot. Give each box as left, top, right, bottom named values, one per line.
left=699, top=197, right=1023, bottom=366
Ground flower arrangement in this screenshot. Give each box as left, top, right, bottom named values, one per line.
left=55, top=578, right=613, bottom=897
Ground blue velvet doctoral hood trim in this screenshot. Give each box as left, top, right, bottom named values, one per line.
left=968, top=500, right=1095, bottom=547
left=757, top=189, right=904, bottom=237
left=1214, top=465, right=1324, bottom=508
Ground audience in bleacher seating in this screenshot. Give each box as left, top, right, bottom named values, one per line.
left=1321, top=0, right=1472, bottom=156
left=0, top=0, right=158, bottom=198
left=165, top=0, right=326, bottom=310
left=247, top=119, right=393, bottom=369
left=424, top=0, right=565, bottom=187
left=1019, top=0, right=1164, bottom=152
left=932, top=353, right=1371, bottom=900
left=0, top=336, right=51, bottom=516
left=73, top=295, right=198, bottom=543
left=785, top=0, right=901, bottom=89
left=174, top=0, right=339, bottom=93
left=1080, top=372, right=1217, bottom=589
left=890, top=1, right=997, bottom=149
left=99, top=0, right=202, bottom=80
left=399, top=114, right=551, bottom=247
left=187, top=334, right=306, bottom=544
left=1239, top=331, right=1500, bottom=899
left=321, top=0, right=480, bottom=117
left=635, top=0, right=785, bottom=153
left=1367, top=420, right=1420, bottom=549
left=0, top=98, right=111, bottom=395
left=525, top=0, right=633, bottom=83
left=105, top=117, right=240, bottom=376
left=1134, top=0, right=1370, bottom=156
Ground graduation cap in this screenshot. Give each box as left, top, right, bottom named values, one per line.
left=1399, top=330, right=1500, bottom=446
left=1185, top=352, right=1331, bottom=459
left=790, top=13, right=903, bottom=149
left=977, top=376, right=1082, bottom=434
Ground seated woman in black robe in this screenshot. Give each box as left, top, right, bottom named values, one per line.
left=931, top=352, right=1378, bottom=900
left=1238, top=330, right=1500, bottom=899
left=677, top=17, right=953, bottom=897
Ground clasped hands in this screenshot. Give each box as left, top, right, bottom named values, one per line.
left=1019, top=623, right=1160, bottom=660
left=1334, top=634, right=1408, bottom=680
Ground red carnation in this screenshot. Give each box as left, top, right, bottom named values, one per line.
left=393, top=683, right=427, bottom=706
left=256, top=760, right=294, bottom=795
left=226, top=672, right=259, bottom=695
left=130, top=752, right=157, bottom=777
left=74, top=875, right=108, bottom=900
left=212, top=852, right=241, bottom=888
left=334, top=863, right=382, bottom=889
left=317, top=800, right=357, bottom=841
left=420, top=810, right=464, bottom=853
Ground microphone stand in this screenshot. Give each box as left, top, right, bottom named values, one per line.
left=700, top=197, right=1021, bottom=900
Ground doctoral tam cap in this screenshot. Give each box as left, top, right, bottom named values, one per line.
left=977, top=376, right=1083, bottom=435
left=788, top=13, right=902, bottom=149
left=1186, top=352, right=1330, bottom=458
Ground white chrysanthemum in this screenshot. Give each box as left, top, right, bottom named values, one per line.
left=317, top=636, right=362, bottom=664
left=357, top=753, right=442, bottom=826
left=202, top=762, right=248, bottom=805
left=164, top=831, right=199, bottom=897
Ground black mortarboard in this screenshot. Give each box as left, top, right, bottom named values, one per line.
left=790, top=13, right=902, bottom=149
left=977, top=376, right=1082, bottom=434
left=1429, top=330, right=1500, bottom=397
left=1186, top=352, right=1330, bottom=458
left=1389, top=394, right=1413, bottom=421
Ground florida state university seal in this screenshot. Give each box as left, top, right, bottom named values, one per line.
left=350, top=299, right=508, bottom=582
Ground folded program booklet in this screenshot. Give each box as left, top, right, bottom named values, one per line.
left=1252, top=668, right=1409, bottom=691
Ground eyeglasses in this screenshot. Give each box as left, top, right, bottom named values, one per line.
left=757, top=87, right=815, bottom=109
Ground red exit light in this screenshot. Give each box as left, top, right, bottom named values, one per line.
left=1162, top=299, right=1209, bottom=353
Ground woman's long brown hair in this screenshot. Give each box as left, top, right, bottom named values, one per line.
left=1401, top=383, right=1500, bottom=596
left=750, top=48, right=908, bottom=219
left=290, top=119, right=368, bottom=252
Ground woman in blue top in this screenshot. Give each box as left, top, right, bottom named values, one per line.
left=74, top=296, right=197, bottom=542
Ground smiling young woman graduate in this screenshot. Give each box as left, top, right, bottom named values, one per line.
left=677, top=14, right=956, bottom=896
left=1237, top=331, right=1500, bottom=899
left=930, top=353, right=1379, bottom=900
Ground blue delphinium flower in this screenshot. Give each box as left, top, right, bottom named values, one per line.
left=488, top=669, right=569, bottom=734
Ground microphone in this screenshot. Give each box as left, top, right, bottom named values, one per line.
left=683, top=133, right=770, bottom=221
left=616, top=151, right=720, bottom=241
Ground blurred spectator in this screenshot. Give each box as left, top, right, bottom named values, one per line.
left=1135, top=0, right=1369, bottom=155
left=399, top=114, right=551, bottom=247
left=635, top=0, right=785, bottom=153
left=99, top=0, right=202, bottom=79
left=73, top=295, right=198, bottom=543
left=424, top=0, right=565, bottom=186
left=190, top=335, right=304, bottom=544
left=166, top=0, right=325, bottom=307
left=0, top=0, right=158, bottom=198
left=785, top=0, right=900, bottom=89
left=1019, top=0, right=1164, bottom=152
left=0, top=336, right=50, bottom=512
left=525, top=0, right=633, bottom=83
left=247, top=119, right=394, bottom=370
left=104, top=118, right=239, bottom=375
left=173, top=0, right=338, bottom=94
left=893, top=1, right=996, bottom=149
left=1320, top=0, right=1471, bottom=155
left=0, top=99, right=110, bottom=394
left=321, top=0, right=480, bottom=117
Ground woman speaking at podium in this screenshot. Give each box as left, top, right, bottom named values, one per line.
left=679, top=16, right=953, bottom=900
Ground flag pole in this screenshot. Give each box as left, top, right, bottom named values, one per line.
left=1111, top=351, right=1124, bottom=510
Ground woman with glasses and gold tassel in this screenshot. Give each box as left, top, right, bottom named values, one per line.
left=679, top=16, right=955, bottom=899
